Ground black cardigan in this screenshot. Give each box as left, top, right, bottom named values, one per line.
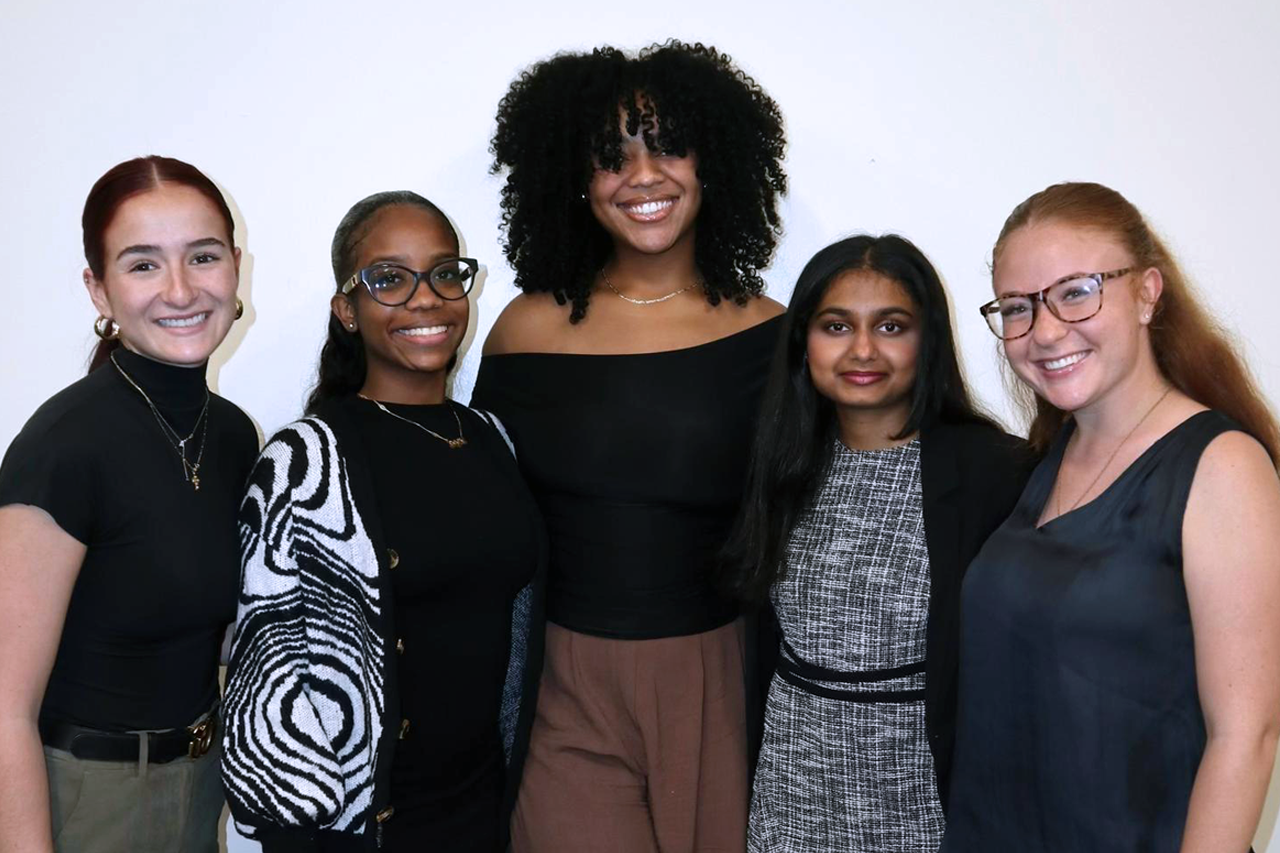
left=745, top=417, right=1036, bottom=810
left=223, top=398, right=547, bottom=851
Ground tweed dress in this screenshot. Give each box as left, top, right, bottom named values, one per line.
left=748, top=439, right=944, bottom=852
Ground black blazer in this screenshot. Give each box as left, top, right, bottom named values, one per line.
left=744, top=416, right=1036, bottom=811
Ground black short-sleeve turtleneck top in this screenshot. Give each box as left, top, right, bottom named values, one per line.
left=0, top=348, right=258, bottom=731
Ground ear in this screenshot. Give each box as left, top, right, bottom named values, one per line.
left=1137, top=267, right=1163, bottom=324
left=331, top=293, right=357, bottom=332
left=84, top=268, right=113, bottom=318
left=233, top=246, right=243, bottom=279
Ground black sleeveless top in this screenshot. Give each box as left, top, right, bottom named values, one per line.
left=942, top=410, right=1240, bottom=852
left=0, top=349, right=257, bottom=731
left=471, top=316, right=781, bottom=639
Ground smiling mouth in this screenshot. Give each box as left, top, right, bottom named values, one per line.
left=394, top=325, right=449, bottom=339
left=157, top=312, right=209, bottom=329
left=841, top=371, right=886, bottom=386
left=1039, top=351, right=1089, bottom=372
left=618, top=198, right=675, bottom=222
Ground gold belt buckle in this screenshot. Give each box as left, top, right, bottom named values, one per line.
left=187, top=715, right=216, bottom=760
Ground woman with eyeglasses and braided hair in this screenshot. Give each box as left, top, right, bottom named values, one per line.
left=221, top=191, right=545, bottom=853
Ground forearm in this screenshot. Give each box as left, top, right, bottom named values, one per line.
left=0, top=718, right=54, bottom=853
left=1180, top=732, right=1279, bottom=852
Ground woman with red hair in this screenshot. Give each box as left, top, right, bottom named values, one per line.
left=943, top=182, right=1280, bottom=851
left=0, top=156, right=257, bottom=852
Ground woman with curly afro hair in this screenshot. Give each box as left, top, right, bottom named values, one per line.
left=471, top=40, right=787, bottom=852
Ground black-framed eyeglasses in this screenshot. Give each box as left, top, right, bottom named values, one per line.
left=979, top=267, right=1133, bottom=340
left=341, top=258, right=479, bottom=306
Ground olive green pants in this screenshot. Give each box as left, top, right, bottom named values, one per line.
left=44, top=733, right=223, bottom=853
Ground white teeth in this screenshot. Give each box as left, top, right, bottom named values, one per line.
left=624, top=199, right=674, bottom=216
left=1044, top=352, right=1087, bottom=370
left=157, top=312, right=208, bottom=328
left=396, top=325, right=447, bottom=337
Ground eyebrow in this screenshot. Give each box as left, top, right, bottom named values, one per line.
left=816, top=305, right=915, bottom=320
left=365, top=253, right=459, bottom=268
left=115, top=237, right=227, bottom=261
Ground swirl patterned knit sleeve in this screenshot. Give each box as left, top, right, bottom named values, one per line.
left=221, top=418, right=386, bottom=847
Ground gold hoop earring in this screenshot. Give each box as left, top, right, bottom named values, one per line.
left=94, top=315, right=119, bottom=340
left=234, top=298, right=244, bottom=320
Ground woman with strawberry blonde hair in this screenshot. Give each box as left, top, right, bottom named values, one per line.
left=943, top=181, right=1280, bottom=852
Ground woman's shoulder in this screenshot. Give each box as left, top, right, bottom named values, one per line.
left=929, top=417, right=1033, bottom=464
left=11, top=369, right=119, bottom=449
left=483, top=292, right=571, bottom=356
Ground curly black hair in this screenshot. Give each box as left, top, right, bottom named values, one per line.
left=491, top=40, right=787, bottom=322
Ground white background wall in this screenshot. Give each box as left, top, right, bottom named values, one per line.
left=3, top=0, right=1278, bottom=849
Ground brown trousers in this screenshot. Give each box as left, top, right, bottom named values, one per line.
left=512, top=621, right=748, bottom=853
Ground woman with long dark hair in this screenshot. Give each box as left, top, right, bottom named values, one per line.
left=0, top=156, right=256, bottom=852
left=942, top=182, right=1280, bottom=851
left=723, top=235, right=1033, bottom=852
left=472, top=40, right=787, bottom=850
left=221, top=191, right=544, bottom=852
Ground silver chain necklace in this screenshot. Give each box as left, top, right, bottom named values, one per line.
left=110, top=352, right=210, bottom=491
left=600, top=268, right=700, bottom=305
left=358, top=394, right=467, bottom=450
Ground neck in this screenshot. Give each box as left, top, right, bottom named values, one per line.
left=360, top=371, right=447, bottom=405
left=1069, top=355, right=1168, bottom=448
left=604, top=234, right=700, bottom=297
left=835, top=403, right=914, bottom=450
left=112, top=346, right=209, bottom=411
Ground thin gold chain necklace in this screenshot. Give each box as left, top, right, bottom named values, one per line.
left=110, top=352, right=210, bottom=491
left=600, top=268, right=701, bottom=305
left=357, top=394, right=467, bottom=450
left=1056, top=385, right=1173, bottom=517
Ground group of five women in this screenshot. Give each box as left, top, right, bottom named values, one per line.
left=2, top=39, right=1279, bottom=853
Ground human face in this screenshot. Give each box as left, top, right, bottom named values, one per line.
left=331, top=205, right=468, bottom=392
left=588, top=121, right=701, bottom=258
left=993, top=221, right=1160, bottom=415
left=806, top=270, right=920, bottom=423
left=85, top=184, right=240, bottom=367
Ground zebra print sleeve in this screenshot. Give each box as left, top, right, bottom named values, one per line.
left=221, top=419, right=386, bottom=840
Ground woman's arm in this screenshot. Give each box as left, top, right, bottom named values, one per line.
left=0, top=506, right=85, bottom=853
left=1181, top=431, right=1280, bottom=852
left=221, top=421, right=382, bottom=849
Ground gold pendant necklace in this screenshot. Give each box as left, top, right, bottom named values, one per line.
left=358, top=394, right=467, bottom=449
left=111, top=352, right=210, bottom=491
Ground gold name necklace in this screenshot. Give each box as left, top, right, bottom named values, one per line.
left=358, top=394, right=467, bottom=449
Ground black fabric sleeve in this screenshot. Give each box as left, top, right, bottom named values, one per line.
left=0, top=413, right=97, bottom=543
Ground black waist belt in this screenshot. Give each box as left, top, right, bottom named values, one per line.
left=39, top=708, right=218, bottom=764
left=776, top=636, right=926, bottom=704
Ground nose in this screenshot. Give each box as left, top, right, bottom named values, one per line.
left=625, top=150, right=663, bottom=188
left=405, top=275, right=445, bottom=310
left=849, top=329, right=877, bottom=362
left=162, top=266, right=198, bottom=307
left=1029, top=301, right=1069, bottom=347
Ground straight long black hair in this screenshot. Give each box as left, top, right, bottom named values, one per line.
left=721, top=234, right=996, bottom=602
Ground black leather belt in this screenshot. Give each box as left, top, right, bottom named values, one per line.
left=39, top=710, right=217, bottom=764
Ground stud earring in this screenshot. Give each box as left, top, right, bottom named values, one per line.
left=234, top=298, right=244, bottom=320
